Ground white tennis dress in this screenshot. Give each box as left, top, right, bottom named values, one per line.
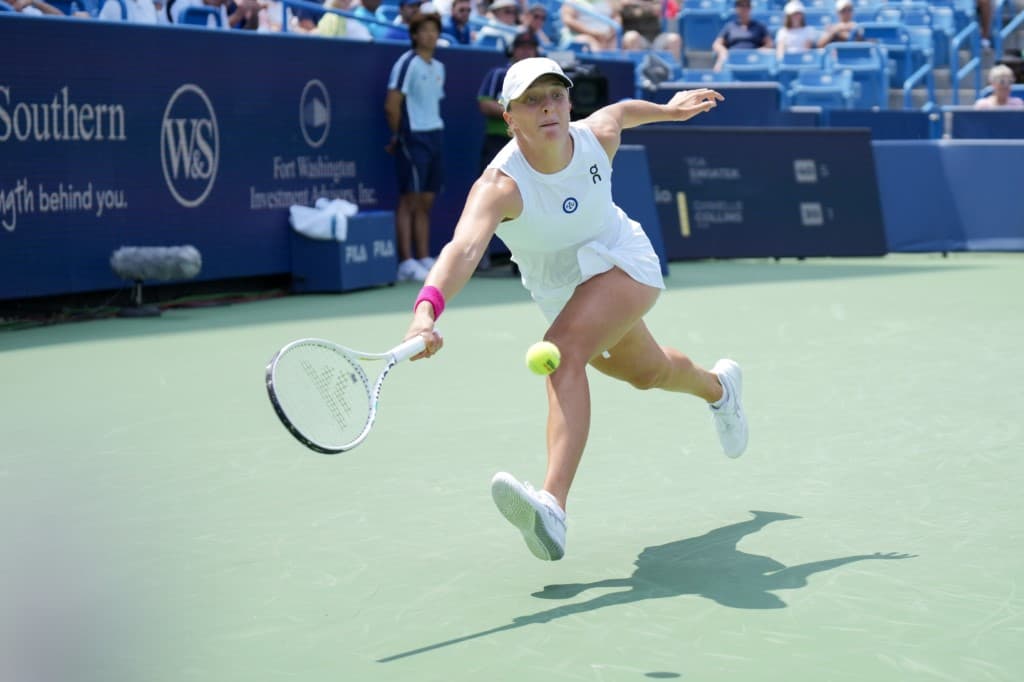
left=489, top=122, right=665, bottom=322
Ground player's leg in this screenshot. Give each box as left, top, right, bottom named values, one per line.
left=589, top=321, right=723, bottom=401
left=590, top=310, right=748, bottom=459
left=538, top=267, right=664, bottom=510
left=491, top=267, right=658, bottom=560
left=410, top=191, right=435, bottom=261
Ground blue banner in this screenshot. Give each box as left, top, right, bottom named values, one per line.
left=1, top=17, right=638, bottom=301
left=621, top=126, right=888, bottom=259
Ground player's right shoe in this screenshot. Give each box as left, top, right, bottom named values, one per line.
left=710, top=358, right=748, bottom=458
left=491, top=472, right=566, bottom=561
left=397, top=258, right=429, bottom=282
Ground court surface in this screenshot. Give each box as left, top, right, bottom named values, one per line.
left=2, top=253, right=1022, bottom=682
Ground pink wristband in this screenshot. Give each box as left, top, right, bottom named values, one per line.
left=413, top=285, right=445, bottom=320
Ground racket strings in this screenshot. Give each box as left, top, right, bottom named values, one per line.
left=272, top=343, right=372, bottom=450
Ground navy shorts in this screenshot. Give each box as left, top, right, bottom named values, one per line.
left=395, top=129, right=444, bottom=195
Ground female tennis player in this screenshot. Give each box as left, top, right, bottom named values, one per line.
left=404, top=58, right=746, bottom=561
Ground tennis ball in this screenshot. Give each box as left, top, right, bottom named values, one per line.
left=526, top=341, right=561, bottom=375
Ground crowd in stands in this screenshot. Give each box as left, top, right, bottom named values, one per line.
left=4, top=0, right=1023, bottom=111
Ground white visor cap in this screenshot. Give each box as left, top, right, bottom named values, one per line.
left=499, top=57, right=574, bottom=110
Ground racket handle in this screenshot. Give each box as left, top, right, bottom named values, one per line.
left=391, top=335, right=428, bottom=363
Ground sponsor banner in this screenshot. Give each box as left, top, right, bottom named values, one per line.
left=0, top=18, right=498, bottom=299
left=0, top=18, right=637, bottom=301
left=622, top=127, right=888, bottom=259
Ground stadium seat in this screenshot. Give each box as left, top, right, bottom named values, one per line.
left=680, top=0, right=727, bottom=50
left=787, top=67, right=856, bottom=108
left=179, top=5, right=223, bottom=26
left=680, top=67, right=736, bottom=82
left=723, top=49, right=778, bottom=80
left=473, top=32, right=509, bottom=50
left=824, top=41, right=888, bottom=108
left=859, top=21, right=912, bottom=85
left=0, top=0, right=14, bottom=10
left=777, top=48, right=825, bottom=87
left=752, top=8, right=783, bottom=34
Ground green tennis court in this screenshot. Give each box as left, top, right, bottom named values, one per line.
left=3, top=253, right=1022, bottom=682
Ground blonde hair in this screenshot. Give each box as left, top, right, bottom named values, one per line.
left=989, top=64, right=1015, bottom=85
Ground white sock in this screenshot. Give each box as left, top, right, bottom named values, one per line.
left=710, top=376, right=729, bottom=409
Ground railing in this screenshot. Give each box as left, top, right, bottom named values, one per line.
left=949, top=21, right=981, bottom=105
left=902, top=58, right=936, bottom=111
left=993, top=5, right=1024, bottom=58
left=280, top=0, right=397, bottom=36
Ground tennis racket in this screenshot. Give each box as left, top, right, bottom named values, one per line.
left=265, top=335, right=427, bottom=454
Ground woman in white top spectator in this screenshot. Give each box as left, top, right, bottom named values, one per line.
left=775, top=0, right=817, bottom=57
left=974, top=65, right=1024, bottom=109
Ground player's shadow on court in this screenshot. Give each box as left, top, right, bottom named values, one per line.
left=378, top=511, right=914, bottom=662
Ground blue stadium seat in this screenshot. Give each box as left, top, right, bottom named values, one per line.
left=787, top=67, right=856, bottom=108
left=680, top=0, right=727, bottom=50
left=859, top=21, right=912, bottom=85
left=802, top=7, right=832, bottom=29
left=680, top=67, right=736, bottom=82
left=824, top=41, right=888, bottom=108
left=777, top=48, right=826, bottom=88
left=179, top=5, right=223, bottom=26
left=473, top=32, right=509, bottom=50
left=752, top=8, right=783, bottom=34
left=0, top=0, right=14, bottom=10
left=723, top=49, right=778, bottom=80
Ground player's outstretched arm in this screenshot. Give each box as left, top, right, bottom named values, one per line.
left=585, top=90, right=724, bottom=157
left=404, top=170, right=522, bottom=358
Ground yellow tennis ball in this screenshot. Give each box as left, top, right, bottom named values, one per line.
left=526, top=341, right=561, bottom=375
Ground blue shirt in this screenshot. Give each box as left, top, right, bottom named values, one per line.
left=442, top=16, right=472, bottom=44
left=717, top=19, right=770, bottom=49
left=388, top=50, right=446, bottom=133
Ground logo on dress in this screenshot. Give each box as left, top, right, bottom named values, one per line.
left=562, top=197, right=578, bottom=213
left=589, top=164, right=602, bottom=184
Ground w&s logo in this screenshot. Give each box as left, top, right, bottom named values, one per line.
left=161, top=84, right=219, bottom=208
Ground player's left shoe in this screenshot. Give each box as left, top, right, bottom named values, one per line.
left=710, top=358, right=748, bottom=458
left=491, top=472, right=566, bottom=561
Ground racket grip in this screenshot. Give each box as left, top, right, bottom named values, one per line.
left=391, top=335, right=428, bottom=363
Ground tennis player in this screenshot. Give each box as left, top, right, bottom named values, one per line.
left=404, top=58, right=746, bottom=561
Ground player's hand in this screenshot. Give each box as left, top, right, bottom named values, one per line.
left=665, top=88, right=724, bottom=121
left=385, top=135, right=399, bottom=155
left=405, top=322, right=443, bottom=361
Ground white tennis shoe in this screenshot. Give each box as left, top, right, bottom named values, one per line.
left=710, top=358, right=748, bottom=458
left=491, top=472, right=566, bottom=561
left=397, top=258, right=429, bottom=282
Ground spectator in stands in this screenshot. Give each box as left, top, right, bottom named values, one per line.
left=712, top=0, right=772, bottom=71
left=775, top=0, right=817, bottom=56
left=97, top=0, right=159, bottom=21
left=316, top=0, right=372, bottom=38
left=353, top=0, right=391, bottom=39
left=977, top=0, right=993, bottom=49
left=287, top=0, right=322, bottom=32
left=6, top=0, right=63, bottom=14
left=815, top=0, right=862, bottom=47
left=385, top=10, right=446, bottom=281
left=477, top=0, right=520, bottom=48
left=620, top=0, right=682, bottom=63
left=227, top=0, right=264, bottom=28
left=479, top=31, right=541, bottom=172
left=520, top=1, right=554, bottom=48
left=383, top=0, right=423, bottom=39
left=442, top=0, right=474, bottom=43
left=560, top=0, right=621, bottom=52
left=974, top=64, right=1024, bottom=109
left=170, top=0, right=256, bottom=27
